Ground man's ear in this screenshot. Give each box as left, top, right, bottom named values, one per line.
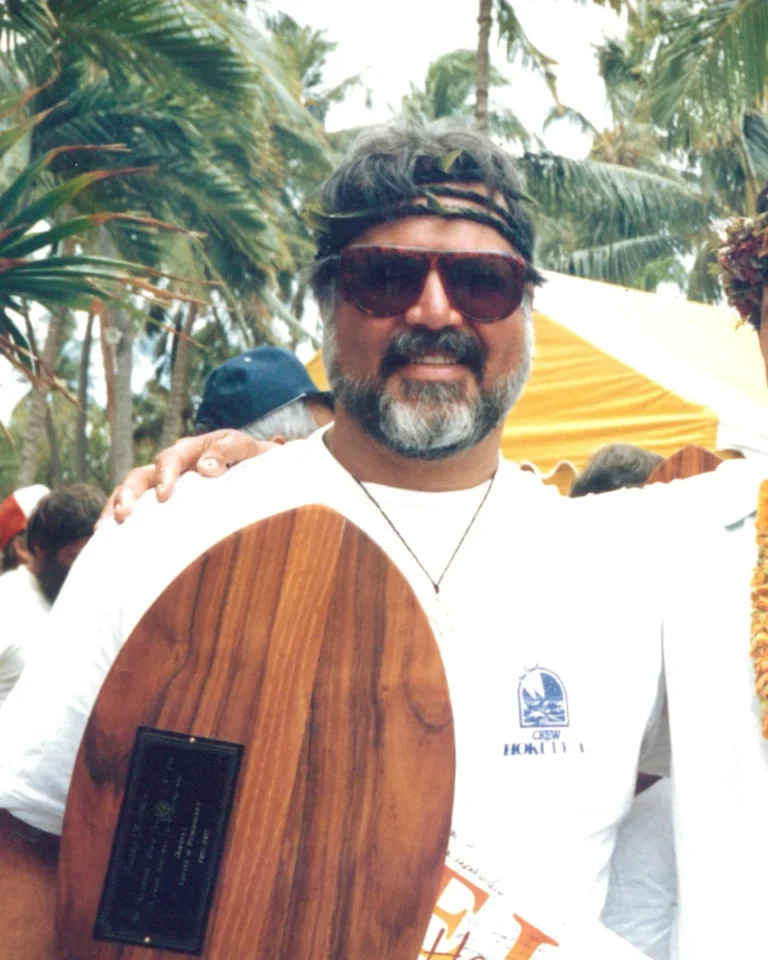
left=270, top=435, right=288, bottom=445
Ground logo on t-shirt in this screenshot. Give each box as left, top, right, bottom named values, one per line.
left=518, top=666, right=569, bottom=729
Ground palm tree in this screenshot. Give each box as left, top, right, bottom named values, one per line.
left=473, top=0, right=626, bottom=132
left=0, top=0, right=331, bottom=481
left=267, top=12, right=364, bottom=129
left=643, top=0, right=768, bottom=301
left=407, top=43, right=710, bottom=293
left=0, top=125, right=200, bottom=485
left=648, top=0, right=768, bottom=211
left=531, top=3, right=725, bottom=293
left=545, top=0, right=768, bottom=301
left=403, top=49, right=530, bottom=144
left=522, top=148, right=709, bottom=287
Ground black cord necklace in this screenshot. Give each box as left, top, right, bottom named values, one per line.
left=352, top=471, right=497, bottom=595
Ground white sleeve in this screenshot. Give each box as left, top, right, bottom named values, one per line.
left=0, top=518, right=128, bottom=835
left=638, top=684, right=671, bottom=778
left=601, top=779, right=676, bottom=959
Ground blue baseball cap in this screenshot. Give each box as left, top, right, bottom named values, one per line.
left=195, top=346, right=333, bottom=431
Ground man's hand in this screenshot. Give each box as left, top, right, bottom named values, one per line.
left=101, top=430, right=276, bottom=524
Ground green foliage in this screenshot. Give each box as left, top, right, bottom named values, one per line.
left=524, top=149, right=709, bottom=288
left=541, top=0, right=768, bottom=299
left=649, top=0, right=768, bottom=145
left=0, top=129, right=184, bottom=374
left=403, top=49, right=530, bottom=145
left=0, top=0, right=349, bottom=481
left=0, top=342, right=112, bottom=499
left=267, top=12, right=364, bottom=127
left=494, top=0, right=559, bottom=102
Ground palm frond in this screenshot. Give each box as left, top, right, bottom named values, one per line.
left=0, top=0, right=56, bottom=46
left=649, top=0, right=768, bottom=136
left=544, top=104, right=598, bottom=136
left=595, top=36, right=644, bottom=122
left=546, top=232, right=680, bottom=286
left=686, top=232, right=723, bottom=303
left=521, top=152, right=709, bottom=236
left=494, top=0, right=559, bottom=102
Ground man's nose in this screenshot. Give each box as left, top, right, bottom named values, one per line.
left=404, top=269, right=463, bottom=328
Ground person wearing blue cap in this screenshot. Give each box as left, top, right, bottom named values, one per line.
left=195, top=346, right=334, bottom=443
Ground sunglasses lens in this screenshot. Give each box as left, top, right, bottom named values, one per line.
left=441, top=254, right=525, bottom=322
left=340, top=248, right=428, bottom=316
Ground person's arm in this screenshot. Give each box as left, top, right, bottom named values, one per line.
left=0, top=520, right=129, bottom=834
left=102, top=430, right=276, bottom=524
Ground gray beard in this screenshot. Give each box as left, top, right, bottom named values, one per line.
left=324, top=323, right=533, bottom=461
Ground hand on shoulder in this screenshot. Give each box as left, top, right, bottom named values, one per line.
left=101, top=430, right=276, bottom=525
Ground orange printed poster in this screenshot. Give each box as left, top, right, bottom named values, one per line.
left=419, top=838, right=646, bottom=960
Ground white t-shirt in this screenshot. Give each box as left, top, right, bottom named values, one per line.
left=0, top=563, right=51, bottom=707
left=0, top=430, right=671, bottom=957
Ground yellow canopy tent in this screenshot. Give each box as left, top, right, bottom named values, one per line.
left=305, top=273, right=768, bottom=474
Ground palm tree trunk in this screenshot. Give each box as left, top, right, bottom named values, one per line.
left=98, top=228, right=134, bottom=485
left=110, top=302, right=134, bottom=485
left=99, top=307, right=116, bottom=437
left=474, top=0, right=494, bottom=133
left=159, top=303, right=198, bottom=449
left=45, top=405, right=63, bottom=486
left=16, top=310, right=65, bottom=486
left=75, top=311, right=95, bottom=481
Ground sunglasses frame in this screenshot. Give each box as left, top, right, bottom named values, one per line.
left=337, top=244, right=529, bottom=323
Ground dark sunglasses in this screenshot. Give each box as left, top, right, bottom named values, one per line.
left=338, top=244, right=528, bottom=323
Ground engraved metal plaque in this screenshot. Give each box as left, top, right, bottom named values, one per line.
left=93, top=727, right=243, bottom=954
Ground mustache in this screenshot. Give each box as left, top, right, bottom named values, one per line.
left=379, top=329, right=486, bottom=380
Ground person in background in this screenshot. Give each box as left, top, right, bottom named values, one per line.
left=0, top=484, right=49, bottom=573
left=101, top=347, right=334, bottom=521
left=195, top=346, right=334, bottom=441
left=570, top=443, right=664, bottom=499
left=0, top=484, right=105, bottom=707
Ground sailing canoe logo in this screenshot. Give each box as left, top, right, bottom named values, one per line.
left=518, top=666, right=569, bottom=728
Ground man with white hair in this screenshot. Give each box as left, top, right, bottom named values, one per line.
left=194, top=345, right=334, bottom=442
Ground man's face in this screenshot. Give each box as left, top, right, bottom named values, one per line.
left=323, top=208, right=533, bottom=460
left=34, top=537, right=89, bottom=602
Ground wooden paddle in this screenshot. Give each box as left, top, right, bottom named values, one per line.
left=645, top=445, right=723, bottom=486
left=53, top=505, right=454, bottom=959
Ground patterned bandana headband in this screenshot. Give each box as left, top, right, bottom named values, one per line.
left=716, top=211, right=768, bottom=329
left=307, top=151, right=538, bottom=269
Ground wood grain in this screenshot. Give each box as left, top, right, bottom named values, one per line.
left=645, top=445, right=723, bottom=486
left=56, top=505, right=455, bottom=959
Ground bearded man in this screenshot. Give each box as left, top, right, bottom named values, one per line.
left=1, top=120, right=762, bottom=959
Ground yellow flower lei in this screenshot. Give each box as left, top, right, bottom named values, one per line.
left=751, top=478, right=768, bottom=738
